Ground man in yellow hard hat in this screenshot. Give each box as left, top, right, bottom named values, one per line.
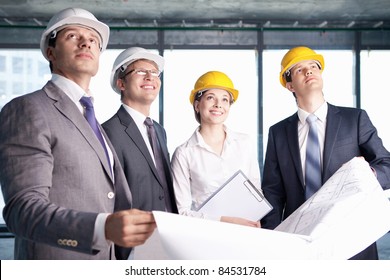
left=261, top=46, right=390, bottom=260
left=0, top=8, right=155, bottom=260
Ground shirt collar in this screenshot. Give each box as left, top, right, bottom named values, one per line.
left=122, top=103, right=151, bottom=127
left=298, top=101, right=328, bottom=125
left=51, top=74, right=93, bottom=103
left=187, top=125, right=236, bottom=147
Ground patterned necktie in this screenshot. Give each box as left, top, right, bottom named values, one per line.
left=144, top=117, right=172, bottom=212
left=79, top=96, right=111, bottom=171
left=305, top=114, right=322, bottom=200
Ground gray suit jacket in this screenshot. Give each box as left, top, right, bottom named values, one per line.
left=261, top=103, right=390, bottom=259
left=0, top=82, right=132, bottom=260
left=102, top=106, right=178, bottom=213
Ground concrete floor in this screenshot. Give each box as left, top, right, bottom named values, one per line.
left=1, top=232, right=390, bottom=260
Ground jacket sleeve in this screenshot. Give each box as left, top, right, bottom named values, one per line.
left=0, top=94, right=100, bottom=256
left=358, top=109, right=390, bottom=190
left=261, top=126, right=287, bottom=229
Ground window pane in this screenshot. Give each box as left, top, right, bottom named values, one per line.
left=361, top=50, right=390, bottom=150
left=263, top=50, right=297, bottom=158
left=0, top=55, right=5, bottom=72
left=321, top=50, right=354, bottom=107
left=163, top=49, right=259, bottom=156
left=262, top=49, right=354, bottom=159
left=90, top=49, right=123, bottom=123
left=12, top=57, right=23, bottom=74
left=0, top=50, right=51, bottom=225
left=0, top=50, right=50, bottom=109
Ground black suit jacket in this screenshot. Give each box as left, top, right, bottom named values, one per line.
left=102, top=105, right=178, bottom=214
left=261, top=103, right=390, bottom=259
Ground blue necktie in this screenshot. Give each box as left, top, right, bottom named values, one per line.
left=305, top=114, right=322, bottom=199
left=144, top=117, right=173, bottom=212
left=80, top=96, right=111, bottom=171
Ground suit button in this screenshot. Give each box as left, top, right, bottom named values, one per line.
left=159, top=195, right=164, bottom=200
left=107, top=192, right=115, bottom=199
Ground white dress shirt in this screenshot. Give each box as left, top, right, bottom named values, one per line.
left=121, top=104, right=156, bottom=165
left=171, top=125, right=261, bottom=221
left=297, top=101, right=328, bottom=181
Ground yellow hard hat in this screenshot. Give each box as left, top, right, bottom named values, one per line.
left=279, top=46, right=325, bottom=88
left=189, top=71, right=239, bottom=104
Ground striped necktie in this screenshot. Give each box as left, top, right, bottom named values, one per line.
left=144, top=117, right=173, bottom=212
left=305, top=114, right=322, bottom=199
left=80, top=96, right=111, bottom=172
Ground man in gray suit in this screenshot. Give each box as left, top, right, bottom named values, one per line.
left=261, top=46, right=390, bottom=259
left=103, top=47, right=178, bottom=214
left=0, top=8, right=155, bottom=260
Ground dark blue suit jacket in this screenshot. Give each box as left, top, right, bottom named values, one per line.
left=261, top=103, right=390, bottom=259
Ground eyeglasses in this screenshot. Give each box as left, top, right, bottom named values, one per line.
left=122, top=68, right=161, bottom=78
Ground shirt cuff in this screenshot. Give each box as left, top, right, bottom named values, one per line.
left=93, top=213, right=111, bottom=250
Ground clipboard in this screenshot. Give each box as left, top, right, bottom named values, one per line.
left=196, top=170, right=273, bottom=221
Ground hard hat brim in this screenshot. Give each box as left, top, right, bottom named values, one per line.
left=40, top=16, right=109, bottom=61
left=189, top=85, right=239, bottom=105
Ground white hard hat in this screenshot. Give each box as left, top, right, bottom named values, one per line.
left=110, top=47, right=165, bottom=94
left=40, top=7, right=110, bottom=60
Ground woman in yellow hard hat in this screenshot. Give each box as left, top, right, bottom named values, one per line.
left=171, top=71, right=262, bottom=228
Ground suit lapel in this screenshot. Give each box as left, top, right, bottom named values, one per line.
left=154, top=124, right=171, bottom=169
left=116, top=107, right=161, bottom=181
left=323, top=104, right=342, bottom=181
left=154, top=122, right=173, bottom=185
left=286, top=114, right=305, bottom=187
left=44, top=82, right=114, bottom=182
